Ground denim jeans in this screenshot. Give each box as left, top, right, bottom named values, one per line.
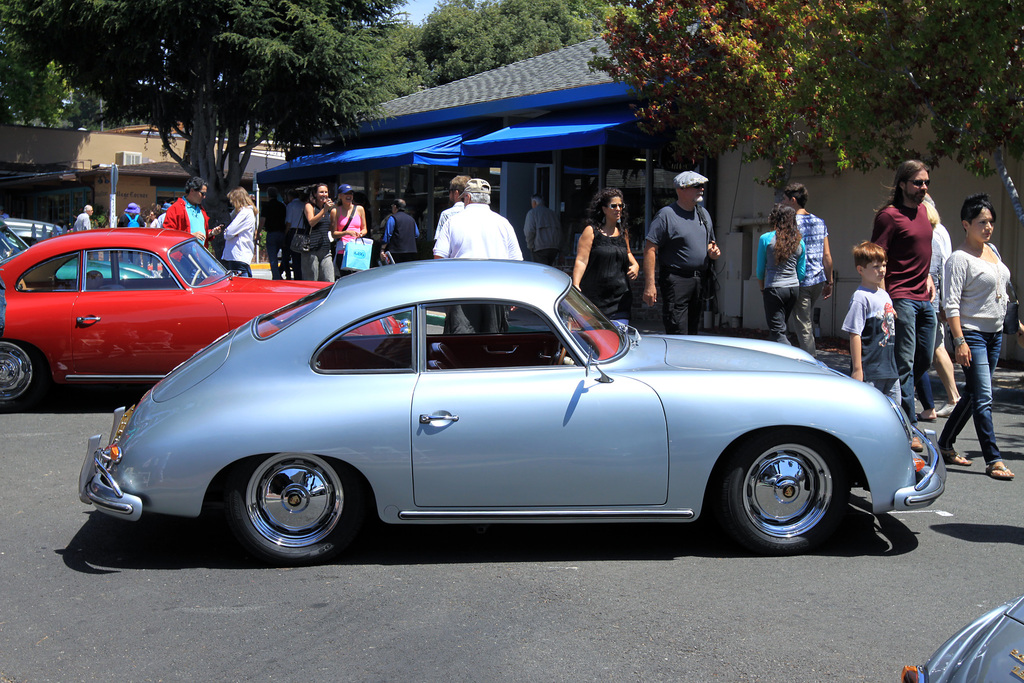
left=891, top=298, right=936, bottom=425
left=266, top=230, right=287, bottom=280
left=763, top=286, right=798, bottom=345
left=939, top=330, right=1002, bottom=465
left=791, top=281, right=825, bottom=355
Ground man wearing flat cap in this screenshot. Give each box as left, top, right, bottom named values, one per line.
left=643, top=170, right=721, bottom=334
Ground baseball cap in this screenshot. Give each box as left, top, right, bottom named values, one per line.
left=673, top=171, right=709, bottom=188
left=338, top=184, right=354, bottom=195
left=464, top=178, right=490, bottom=194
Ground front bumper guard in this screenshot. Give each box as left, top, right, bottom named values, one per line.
left=894, top=426, right=946, bottom=509
left=78, top=409, right=143, bottom=521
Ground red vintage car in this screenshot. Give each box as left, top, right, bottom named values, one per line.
left=0, top=228, right=326, bottom=411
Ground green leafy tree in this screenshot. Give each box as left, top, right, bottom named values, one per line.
left=418, top=0, right=601, bottom=87
left=4, top=0, right=402, bottom=215
left=0, top=25, right=70, bottom=126
left=820, top=1, right=1024, bottom=226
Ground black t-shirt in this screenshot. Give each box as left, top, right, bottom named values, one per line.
left=263, top=200, right=287, bottom=233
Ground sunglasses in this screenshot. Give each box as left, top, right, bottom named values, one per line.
left=608, top=203, right=624, bottom=209
left=910, top=179, right=931, bottom=187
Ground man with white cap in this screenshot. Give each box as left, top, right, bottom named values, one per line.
left=643, top=170, right=721, bottom=334
left=433, top=178, right=522, bottom=261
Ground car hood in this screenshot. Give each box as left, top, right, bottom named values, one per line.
left=202, top=275, right=326, bottom=296
left=654, top=334, right=832, bottom=375
left=918, top=595, right=1024, bottom=682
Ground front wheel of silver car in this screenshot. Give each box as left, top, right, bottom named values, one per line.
left=715, top=431, right=848, bottom=556
left=0, top=341, right=51, bottom=413
left=225, top=453, right=365, bottom=566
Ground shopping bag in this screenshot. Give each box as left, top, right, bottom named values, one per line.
left=341, top=238, right=372, bottom=270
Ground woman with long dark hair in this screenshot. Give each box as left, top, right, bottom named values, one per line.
left=572, top=188, right=639, bottom=325
left=756, top=203, right=806, bottom=344
left=938, top=193, right=1024, bottom=478
left=302, top=183, right=335, bottom=282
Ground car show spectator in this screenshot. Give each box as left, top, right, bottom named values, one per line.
left=261, top=187, right=288, bottom=280
left=331, top=184, right=368, bottom=271
left=572, top=188, right=639, bottom=326
left=433, top=175, right=469, bottom=245
left=871, top=160, right=935, bottom=447
left=382, top=198, right=418, bottom=263
left=302, top=183, right=335, bottom=282
left=163, top=176, right=211, bottom=245
left=117, top=202, right=143, bottom=227
left=756, top=204, right=806, bottom=345
left=782, top=182, right=832, bottom=355
left=73, top=205, right=93, bottom=232
left=643, top=170, right=721, bottom=334
left=433, top=178, right=522, bottom=261
left=283, top=188, right=305, bottom=280
left=524, top=194, right=562, bottom=265
left=209, top=187, right=257, bottom=277
left=842, top=241, right=899, bottom=404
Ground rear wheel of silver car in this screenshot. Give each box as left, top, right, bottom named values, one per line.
left=0, top=341, right=51, bottom=413
left=225, top=453, right=365, bottom=566
left=716, top=431, right=848, bottom=556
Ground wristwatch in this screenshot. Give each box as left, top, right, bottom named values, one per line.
left=953, top=336, right=967, bottom=347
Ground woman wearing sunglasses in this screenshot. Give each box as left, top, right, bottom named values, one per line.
left=573, top=187, right=639, bottom=327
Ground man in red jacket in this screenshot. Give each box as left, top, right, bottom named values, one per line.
left=162, top=176, right=210, bottom=243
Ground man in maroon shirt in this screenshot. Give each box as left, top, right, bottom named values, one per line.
left=870, top=160, right=936, bottom=450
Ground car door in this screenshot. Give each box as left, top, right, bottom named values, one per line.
left=71, top=249, right=231, bottom=376
left=410, top=301, right=669, bottom=508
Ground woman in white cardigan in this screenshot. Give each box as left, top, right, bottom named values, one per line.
left=212, top=187, right=258, bottom=276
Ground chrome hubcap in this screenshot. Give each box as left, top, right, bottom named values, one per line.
left=742, top=445, right=832, bottom=538
left=0, top=342, right=32, bottom=401
left=246, top=454, right=343, bottom=548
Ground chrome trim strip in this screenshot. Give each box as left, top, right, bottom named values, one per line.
left=398, top=509, right=695, bottom=521
left=65, top=374, right=164, bottom=383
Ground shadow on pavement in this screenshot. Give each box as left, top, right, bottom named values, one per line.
left=59, top=496, right=920, bottom=573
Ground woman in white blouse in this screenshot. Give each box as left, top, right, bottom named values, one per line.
left=938, top=193, right=1024, bottom=479
left=212, top=187, right=258, bottom=277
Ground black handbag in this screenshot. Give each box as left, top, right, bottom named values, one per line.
left=290, top=210, right=312, bottom=253
left=1004, top=279, right=1019, bottom=335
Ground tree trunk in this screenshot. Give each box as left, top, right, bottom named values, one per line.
left=994, top=147, right=1024, bottom=229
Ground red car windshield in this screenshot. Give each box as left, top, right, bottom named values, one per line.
left=255, top=287, right=331, bottom=338
left=557, top=288, right=624, bottom=361
left=167, top=238, right=228, bottom=287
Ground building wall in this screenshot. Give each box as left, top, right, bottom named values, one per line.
left=714, top=147, right=1024, bottom=358
left=0, top=126, right=182, bottom=168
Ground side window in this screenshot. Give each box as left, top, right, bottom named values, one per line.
left=424, top=302, right=564, bottom=370
left=84, top=250, right=177, bottom=291
left=314, top=309, right=414, bottom=372
left=16, top=254, right=80, bottom=292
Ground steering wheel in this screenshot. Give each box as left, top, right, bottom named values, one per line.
left=190, top=269, right=203, bottom=286
left=555, top=345, right=568, bottom=366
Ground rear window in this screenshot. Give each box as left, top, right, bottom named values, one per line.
left=255, top=287, right=330, bottom=338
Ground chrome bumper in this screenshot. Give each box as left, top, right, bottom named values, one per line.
left=893, top=426, right=946, bottom=509
left=77, top=408, right=143, bottom=521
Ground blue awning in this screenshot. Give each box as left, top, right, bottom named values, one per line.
left=257, top=126, right=491, bottom=185
left=461, top=106, right=666, bottom=157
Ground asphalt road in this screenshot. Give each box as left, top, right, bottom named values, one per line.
left=2, top=378, right=1024, bottom=682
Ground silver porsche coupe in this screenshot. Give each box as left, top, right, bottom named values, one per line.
left=79, top=260, right=945, bottom=565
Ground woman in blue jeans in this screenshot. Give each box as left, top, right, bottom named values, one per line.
left=756, top=204, right=806, bottom=344
left=939, top=193, right=1024, bottom=479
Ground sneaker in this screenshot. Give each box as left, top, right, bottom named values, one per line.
left=911, top=435, right=925, bottom=452
left=935, top=401, right=958, bottom=418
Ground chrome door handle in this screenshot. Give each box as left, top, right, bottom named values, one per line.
left=483, top=345, right=517, bottom=354
left=419, top=413, right=460, bottom=424
left=76, top=315, right=101, bottom=326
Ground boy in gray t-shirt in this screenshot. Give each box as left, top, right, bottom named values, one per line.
left=842, top=241, right=899, bottom=403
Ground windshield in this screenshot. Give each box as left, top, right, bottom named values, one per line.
left=0, top=223, right=29, bottom=263
left=557, top=288, right=624, bottom=361
left=167, top=238, right=228, bottom=287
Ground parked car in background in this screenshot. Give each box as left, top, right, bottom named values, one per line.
left=902, top=594, right=1024, bottom=682
left=0, top=228, right=327, bottom=411
left=4, top=217, right=60, bottom=245
left=0, top=221, right=29, bottom=263
left=79, top=259, right=945, bottom=566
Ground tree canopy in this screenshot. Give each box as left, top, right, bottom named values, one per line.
left=4, top=0, right=402, bottom=214
left=0, top=25, right=69, bottom=126
left=598, top=0, right=1024, bottom=219
left=416, top=0, right=602, bottom=87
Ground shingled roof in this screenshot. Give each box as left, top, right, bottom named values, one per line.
left=383, top=38, right=613, bottom=119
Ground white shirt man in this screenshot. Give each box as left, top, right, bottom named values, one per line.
left=73, top=205, right=93, bottom=232
left=434, top=179, right=522, bottom=261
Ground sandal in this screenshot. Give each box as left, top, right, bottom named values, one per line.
left=940, top=447, right=972, bottom=466
left=986, top=462, right=1015, bottom=480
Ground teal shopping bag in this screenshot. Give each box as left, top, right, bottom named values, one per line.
left=341, top=239, right=372, bottom=270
